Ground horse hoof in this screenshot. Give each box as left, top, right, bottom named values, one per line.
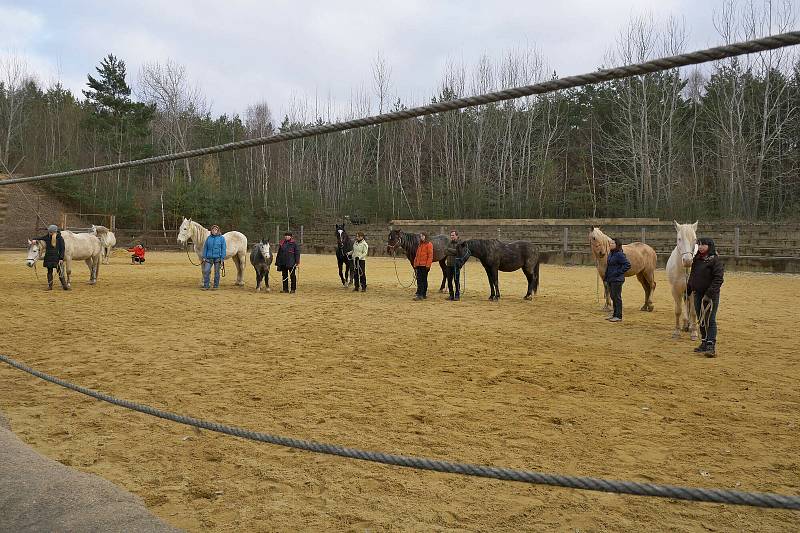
left=266, top=287, right=271, bottom=292
left=255, top=287, right=261, bottom=292
left=524, top=295, right=532, bottom=301
left=672, top=331, right=680, bottom=339
left=690, top=334, right=698, bottom=341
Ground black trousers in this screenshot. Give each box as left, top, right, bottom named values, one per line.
left=353, top=259, right=366, bottom=288
left=280, top=268, right=297, bottom=292
left=446, top=265, right=461, bottom=297
left=694, top=290, right=720, bottom=345
left=46, top=264, right=67, bottom=288
left=415, top=266, right=430, bottom=297
left=608, top=281, right=623, bottom=318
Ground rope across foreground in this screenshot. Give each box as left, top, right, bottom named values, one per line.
left=2, top=353, right=799, bottom=510
left=1, top=31, right=798, bottom=186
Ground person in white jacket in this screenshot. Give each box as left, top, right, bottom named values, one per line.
left=351, top=231, right=368, bottom=292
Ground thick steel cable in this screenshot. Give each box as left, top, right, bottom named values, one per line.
left=1, top=354, right=799, bottom=510
left=2, top=32, right=799, bottom=186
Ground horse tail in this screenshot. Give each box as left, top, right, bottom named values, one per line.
left=533, top=256, right=546, bottom=294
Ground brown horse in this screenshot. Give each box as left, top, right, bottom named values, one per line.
left=589, top=227, right=657, bottom=311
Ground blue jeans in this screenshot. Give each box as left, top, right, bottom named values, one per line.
left=202, top=259, right=222, bottom=288
left=694, top=290, right=719, bottom=344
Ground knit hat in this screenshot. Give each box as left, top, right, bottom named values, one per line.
left=47, top=224, right=58, bottom=233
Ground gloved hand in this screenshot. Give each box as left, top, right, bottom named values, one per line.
left=701, top=294, right=714, bottom=307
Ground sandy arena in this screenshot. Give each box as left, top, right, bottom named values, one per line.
left=0, top=250, right=798, bottom=531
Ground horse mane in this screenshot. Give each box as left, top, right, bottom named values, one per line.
left=92, top=225, right=110, bottom=236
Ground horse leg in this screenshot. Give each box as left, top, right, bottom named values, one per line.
left=523, top=269, right=534, bottom=300
left=237, top=253, right=246, bottom=286
left=65, top=259, right=72, bottom=289
left=672, top=289, right=682, bottom=339
left=439, top=259, right=447, bottom=292
left=93, top=255, right=101, bottom=283
left=264, top=268, right=271, bottom=292
left=492, top=267, right=501, bottom=300
left=687, top=294, right=699, bottom=341
left=636, top=272, right=649, bottom=311
left=85, top=258, right=96, bottom=285
left=255, top=270, right=262, bottom=292
left=603, top=281, right=611, bottom=311
left=347, top=260, right=353, bottom=286
left=481, top=264, right=494, bottom=300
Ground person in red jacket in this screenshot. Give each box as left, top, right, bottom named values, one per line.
left=413, top=232, right=434, bottom=301
left=127, top=244, right=146, bottom=265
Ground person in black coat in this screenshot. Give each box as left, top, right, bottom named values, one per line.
left=687, top=237, right=724, bottom=357
left=605, top=238, right=631, bottom=322
left=32, top=224, right=68, bottom=290
left=275, top=231, right=301, bottom=293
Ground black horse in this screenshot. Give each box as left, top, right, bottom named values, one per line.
left=446, top=239, right=548, bottom=301
left=386, top=229, right=449, bottom=292
left=335, top=223, right=354, bottom=286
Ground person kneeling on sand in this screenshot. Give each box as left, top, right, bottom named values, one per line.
left=128, top=244, right=146, bottom=264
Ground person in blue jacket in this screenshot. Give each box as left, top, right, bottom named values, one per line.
left=202, top=224, right=227, bottom=290
left=605, top=237, right=631, bottom=322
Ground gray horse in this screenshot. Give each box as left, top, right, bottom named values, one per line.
left=250, top=240, right=273, bottom=292
left=447, top=239, right=548, bottom=301
left=386, top=229, right=449, bottom=292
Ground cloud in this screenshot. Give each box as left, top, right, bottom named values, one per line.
left=1, top=0, right=760, bottom=121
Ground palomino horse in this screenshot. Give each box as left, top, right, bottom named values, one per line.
left=335, top=224, right=353, bottom=286
left=177, top=218, right=248, bottom=286
left=386, top=229, right=449, bottom=292
left=589, top=227, right=657, bottom=311
left=27, top=231, right=102, bottom=288
left=666, top=221, right=699, bottom=340
left=90, top=225, right=117, bottom=264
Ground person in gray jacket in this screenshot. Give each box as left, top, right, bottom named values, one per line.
left=351, top=231, right=368, bottom=292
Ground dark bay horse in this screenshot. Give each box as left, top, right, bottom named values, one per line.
left=446, top=239, right=548, bottom=301
left=335, top=224, right=353, bottom=286
left=386, top=229, right=449, bottom=292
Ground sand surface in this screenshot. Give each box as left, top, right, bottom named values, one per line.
left=0, top=250, right=798, bottom=532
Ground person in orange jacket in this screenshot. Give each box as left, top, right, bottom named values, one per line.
left=127, top=244, right=146, bottom=264
left=413, top=231, right=434, bottom=301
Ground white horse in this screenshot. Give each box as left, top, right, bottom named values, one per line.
left=176, top=218, right=248, bottom=286
left=90, top=225, right=117, bottom=264
left=666, top=221, right=699, bottom=340
left=27, top=231, right=103, bottom=288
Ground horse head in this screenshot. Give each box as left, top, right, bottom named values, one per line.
left=335, top=224, right=346, bottom=246
left=26, top=239, right=44, bottom=267
left=258, top=239, right=271, bottom=260
left=673, top=220, right=698, bottom=268
left=177, top=217, right=193, bottom=247
left=588, top=227, right=611, bottom=258
left=386, top=229, right=403, bottom=254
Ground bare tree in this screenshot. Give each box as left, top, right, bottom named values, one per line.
left=138, top=60, right=207, bottom=182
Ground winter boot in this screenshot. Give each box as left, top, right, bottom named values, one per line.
left=693, top=341, right=708, bottom=353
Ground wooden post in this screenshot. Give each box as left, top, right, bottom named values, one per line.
left=111, top=215, right=116, bottom=232
left=641, top=227, right=646, bottom=244
left=275, top=225, right=280, bottom=245
left=563, top=227, right=569, bottom=254
left=300, top=225, right=304, bottom=245
left=440, top=225, right=445, bottom=235
left=735, top=227, right=740, bottom=258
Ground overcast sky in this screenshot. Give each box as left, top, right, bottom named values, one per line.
left=0, top=1, right=775, bottom=121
